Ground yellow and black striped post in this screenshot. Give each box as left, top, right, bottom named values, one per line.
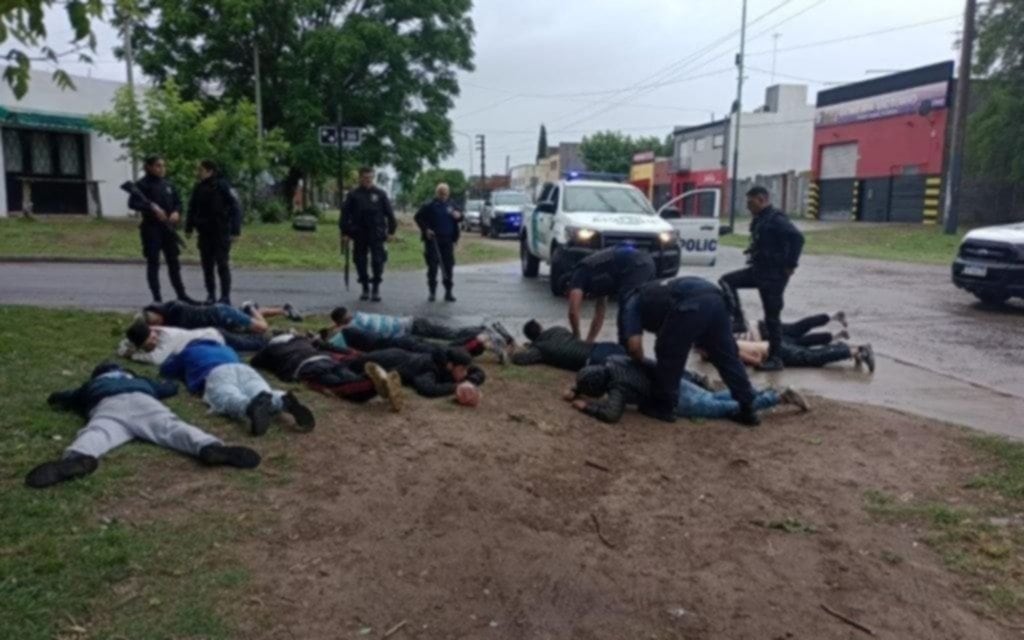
left=806, top=182, right=820, bottom=219
left=923, top=176, right=942, bottom=225
left=851, top=181, right=860, bottom=221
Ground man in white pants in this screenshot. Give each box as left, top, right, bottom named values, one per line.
left=25, top=362, right=260, bottom=489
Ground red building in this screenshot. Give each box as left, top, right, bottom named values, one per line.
left=810, top=62, right=953, bottom=224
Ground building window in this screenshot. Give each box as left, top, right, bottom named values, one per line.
left=30, top=132, right=54, bottom=175
left=713, top=134, right=725, bottom=148
left=695, top=137, right=707, bottom=152
left=3, top=129, right=23, bottom=172
left=58, top=135, right=83, bottom=176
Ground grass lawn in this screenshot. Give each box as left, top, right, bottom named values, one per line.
left=0, top=215, right=518, bottom=271
left=720, top=222, right=965, bottom=265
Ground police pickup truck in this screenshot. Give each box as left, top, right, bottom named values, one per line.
left=952, top=221, right=1024, bottom=305
left=521, top=179, right=683, bottom=295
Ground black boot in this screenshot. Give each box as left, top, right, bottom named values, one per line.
left=371, top=284, right=381, bottom=302
left=198, top=444, right=261, bottom=468
left=246, top=391, right=274, bottom=436
left=732, top=403, right=761, bottom=428
left=359, top=285, right=370, bottom=302
left=639, top=402, right=677, bottom=424
left=25, top=453, right=98, bottom=488
left=444, top=288, right=456, bottom=303
left=758, top=356, right=785, bottom=372
left=282, top=392, right=315, bottom=432
left=428, top=286, right=437, bottom=303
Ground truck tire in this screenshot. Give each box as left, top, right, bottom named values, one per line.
left=549, top=245, right=570, bottom=297
left=975, top=291, right=1009, bottom=306
left=521, top=235, right=540, bottom=278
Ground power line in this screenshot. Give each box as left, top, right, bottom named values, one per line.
left=745, top=15, right=959, bottom=56
left=746, top=64, right=847, bottom=85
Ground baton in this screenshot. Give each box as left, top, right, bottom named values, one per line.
left=342, top=235, right=351, bottom=291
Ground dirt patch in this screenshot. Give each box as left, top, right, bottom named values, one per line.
left=98, top=367, right=1022, bottom=639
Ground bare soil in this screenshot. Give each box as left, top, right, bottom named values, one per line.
left=99, top=366, right=1023, bottom=639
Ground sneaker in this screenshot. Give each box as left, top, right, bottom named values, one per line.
left=833, top=311, right=848, bottom=328
left=24, top=454, right=98, bottom=489
left=780, top=387, right=811, bottom=412
left=835, top=329, right=850, bottom=342
left=639, top=402, right=677, bottom=424
left=858, top=344, right=876, bottom=374
left=198, top=444, right=261, bottom=469
left=282, top=392, right=315, bottom=432
left=366, top=362, right=403, bottom=412
left=491, top=322, right=517, bottom=348
left=241, top=300, right=259, bottom=316
left=283, top=303, right=303, bottom=322
left=246, top=391, right=274, bottom=436
left=482, top=328, right=510, bottom=363
left=757, top=356, right=785, bottom=372
left=732, top=403, right=761, bottom=427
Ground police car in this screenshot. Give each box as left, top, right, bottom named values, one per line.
left=952, top=221, right=1024, bottom=305
left=521, top=179, right=683, bottom=295
left=481, top=190, right=530, bottom=238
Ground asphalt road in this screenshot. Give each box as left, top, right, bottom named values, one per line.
left=2, top=247, right=1022, bottom=437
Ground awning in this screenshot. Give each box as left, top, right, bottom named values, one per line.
left=0, top=106, right=91, bottom=131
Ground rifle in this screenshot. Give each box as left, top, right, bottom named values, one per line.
left=119, top=181, right=186, bottom=249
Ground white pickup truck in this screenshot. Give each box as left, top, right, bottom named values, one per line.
left=952, top=221, right=1024, bottom=305
left=520, top=180, right=683, bottom=295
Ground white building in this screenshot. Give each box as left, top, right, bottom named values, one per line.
left=728, top=84, right=815, bottom=179
left=0, top=69, right=135, bottom=218
left=508, top=163, right=539, bottom=199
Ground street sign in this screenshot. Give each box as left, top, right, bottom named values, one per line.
left=341, top=127, right=363, bottom=149
left=318, top=126, right=338, bottom=147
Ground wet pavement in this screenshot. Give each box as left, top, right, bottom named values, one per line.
left=1, top=247, right=1022, bottom=437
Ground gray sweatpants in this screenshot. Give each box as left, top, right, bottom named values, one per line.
left=202, top=363, right=285, bottom=421
left=65, top=392, right=221, bottom=460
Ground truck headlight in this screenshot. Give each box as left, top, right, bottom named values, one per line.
left=566, top=226, right=598, bottom=245
left=577, top=228, right=597, bottom=242
left=658, top=230, right=679, bottom=245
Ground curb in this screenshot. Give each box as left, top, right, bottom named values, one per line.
left=0, top=256, right=200, bottom=266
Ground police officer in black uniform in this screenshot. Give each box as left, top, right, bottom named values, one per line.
left=128, top=155, right=196, bottom=304
left=414, top=183, right=464, bottom=302
left=566, top=245, right=656, bottom=343
left=618, top=276, right=758, bottom=425
left=720, top=186, right=805, bottom=371
left=340, top=167, right=397, bottom=302
left=186, top=160, right=242, bottom=305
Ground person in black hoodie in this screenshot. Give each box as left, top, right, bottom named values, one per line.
left=414, top=183, right=464, bottom=302
left=341, top=167, right=397, bottom=302
left=128, top=155, right=197, bottom=304
left=186, top=160, right=243, bottom=305
left=348, top=347, right=484, bottom=399
left=24, top=362, right=260, bottom=489
left=719, top=186, right=805, bottom=371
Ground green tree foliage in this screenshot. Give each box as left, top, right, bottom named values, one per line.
left=405, top=168, right=468, bottom=208
left=579, top=130, right=673, bottom=175
left=120, top=0, right=475, bottom=198
left=1, top=0, right=104, bottom=98
left=969, top=0, right=1024, bottom=181
left=91, top=80, right=289, bottom=206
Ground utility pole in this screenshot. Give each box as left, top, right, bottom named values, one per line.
left=505, top=154, right=510, bottom=176
left=726, top=0, right=748, bottom=233
left=253, top=31, right=263, bottom=139
left=336, top=105, right=344, bottom=209
left=475, top=134, right=486, bottom=195
left=121, top=3, right=139, bottom=180
left=770, top=33, right=781, bottom=84
left=943, top=0, right=977, bottom=235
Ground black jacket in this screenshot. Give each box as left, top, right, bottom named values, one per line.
left=49, top=373, right=179, bottom=418
left=511, top=327, right=593, bottom=371
left=414, top=198, right=461, bottom=243
left=186, top=176, right=242, bottom=238
left=580, top=358, right=656, bottom=424
left=341, top=186, right=397, bottom=241
left=146, top=301, right=224, bottom=330
left=251, top=336, right=341, bottom=381
left=128, top=174, right=183, bottom=228
left=568, top=247, right=656, bottom=298
left=352, top=348, right=458, bottom=398
left=746, top=207, right=804, bottom=274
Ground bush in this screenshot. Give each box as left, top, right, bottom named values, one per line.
left=256, top=200, right=288, bottom=224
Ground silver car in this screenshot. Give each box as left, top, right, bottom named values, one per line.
left=462, top=199, right=485, bottom=231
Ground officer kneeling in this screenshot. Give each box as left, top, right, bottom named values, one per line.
left=617, top=276, right=760, bottom=426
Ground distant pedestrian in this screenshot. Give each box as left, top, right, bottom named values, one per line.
left=128, top=155, right=196, bottom=304
left=186, top=160, right=242, bottom=305
left=340, top=167, right=397, bottom=302
left=414, top=183, right=464, bottom=302
left=719, top=186, right=805, bottom=372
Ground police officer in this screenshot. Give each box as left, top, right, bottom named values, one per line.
left=186, top=160, right=242, bottom=305
left=566, top=245, right=656, bottom=343
left=618, top=276, right=758, bottom=426
left=128, top=155, right=196, bottom=304
left=414, top=183, right=464, bottom=302
left=340, top=167, right=397, bottom=302
left=720, top=186, right=805, bottom=371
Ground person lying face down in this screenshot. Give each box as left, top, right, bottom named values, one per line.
left=346, top=346, right=485, bottom=399
left=509, top=319, right=626, bottom=371
left=24, top=361, right=261, bottom=489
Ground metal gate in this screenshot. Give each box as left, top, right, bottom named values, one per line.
left=859, top=178, right=891, bottom=222
left=818, top=179, right=856, bottom=221
left=889, top=175, right=926, bottom=223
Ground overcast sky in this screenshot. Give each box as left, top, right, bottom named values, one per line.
left=39, top=0, right=964, bottom=176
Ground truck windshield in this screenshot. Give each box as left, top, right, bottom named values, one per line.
left=492, top=192, right=529, bottom=206
left=564, top=186, right=653, bottom=214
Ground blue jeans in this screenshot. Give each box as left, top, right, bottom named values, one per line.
left=586, top=342, right=627, bottom=366
left=214, top=305, right=253, bottom=332
left=677, top=380, right=778, bottom=419
left=202, top=363, right=284, bottom=421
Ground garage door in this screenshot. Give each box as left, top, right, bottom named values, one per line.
left=820, top=143, right=858, bottom=180
left=889, top=176, right=926, bottom=223
left=818, top=179, right=856, bottom=221
left=859, top=178, right=891, bottom=222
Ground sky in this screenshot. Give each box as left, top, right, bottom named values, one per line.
left=35, top=0, right=965, bottom=177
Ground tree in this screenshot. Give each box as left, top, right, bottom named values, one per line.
left=404, top=168, right=467, bottom=208
left=537, top=124, right=548, bottom=161
left=579, top=130, right=671, bottom=175
left=120, top=0, right=475, bottom=203
left=91, top=80, right=290, bottom=208
left=1, top=0, right=104, bottom=98
left=969, top=0, right=1024, bottom=181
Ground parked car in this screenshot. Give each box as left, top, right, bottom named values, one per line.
left=481, top=190, right=531, bottom=238
left=520, top=179, right=680, bottom=296
left=462, top=199, right=485, bottom=231
left=952, top=221, right=1024, bottom=305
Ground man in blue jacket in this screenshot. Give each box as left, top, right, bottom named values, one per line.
left=414, top=183, right=464, bottom=302
left=720, top=186, right=805, bottom=371
left=24, top=362, right=260, bottom=489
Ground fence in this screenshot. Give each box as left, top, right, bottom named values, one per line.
left=960, top=179, right=1024, bottom=226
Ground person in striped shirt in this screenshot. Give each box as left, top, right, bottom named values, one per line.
left=328, top=307, right=486, bottom=345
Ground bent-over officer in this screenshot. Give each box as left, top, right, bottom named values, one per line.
left=566, top=245, right=656, bottom=343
